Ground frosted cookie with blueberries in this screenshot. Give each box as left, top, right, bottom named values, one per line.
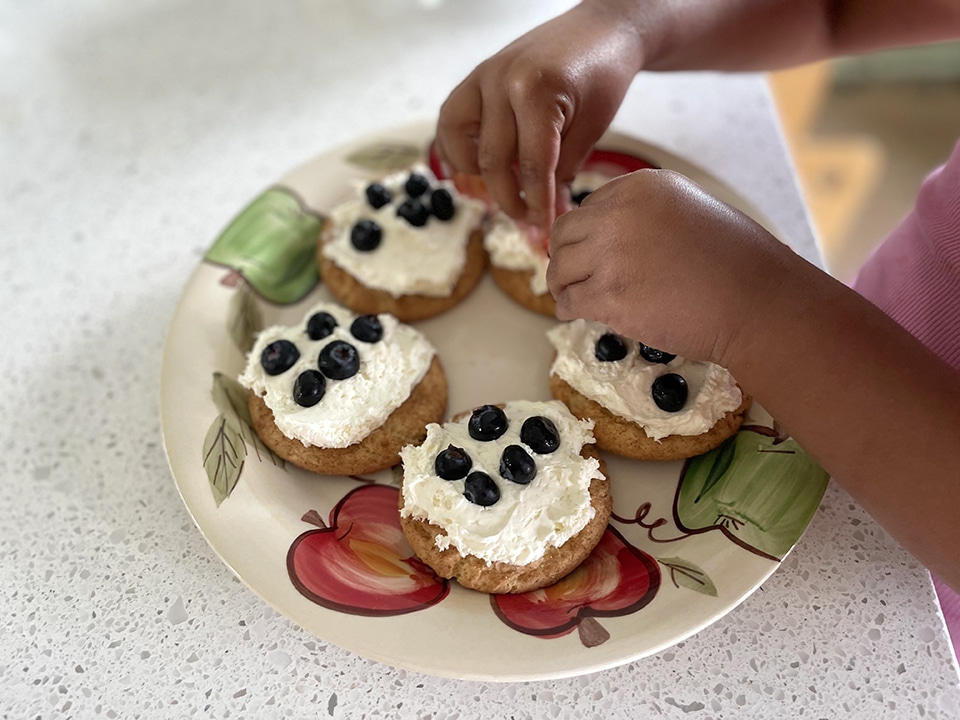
left=547, top=320, right=751, bottom=461
left=398, top=400, right=611, bottom=594
left=484, top=172, right=610, bottom=317
left=319, top=163, right=487, bottom=322
left=238, top=301, right=447, bottom=476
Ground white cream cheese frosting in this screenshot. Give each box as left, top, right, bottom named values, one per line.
left=483, top=214, right=550, bottom=295
left=548, top=319, right=743, bottom=441
left=483, top=170, right=612, bottom=295
left=238, top=302, right=435, bottom=449
left=321, top=163, right=486, bottom=297
left=399, top=400, right=603, bottom=567
left=570, top=171, right=610, bottom=198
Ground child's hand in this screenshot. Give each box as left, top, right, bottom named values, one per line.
left=547, top=169, right=805, bottom=368
left=435, top=4, right=642, bottom=231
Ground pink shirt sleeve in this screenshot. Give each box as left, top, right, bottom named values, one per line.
left=851, top=139, right=960, bottom=370
left=851, top=139, right=960, bottom=661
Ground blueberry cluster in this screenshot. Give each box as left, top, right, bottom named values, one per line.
left=594, top=332, right=688, bottom=412
left=259, top=311, right=384, bottom=408
left=433, top=406, right=562, bottom=507
left=350, top=172, right=457, bottom=252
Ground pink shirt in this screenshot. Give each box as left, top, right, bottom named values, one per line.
left=851, top=138, right=960, bottom=661
left=852, top=139, right=960, bottom=369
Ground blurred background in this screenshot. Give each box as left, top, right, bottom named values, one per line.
left=769, top=40, right=960, bottom=283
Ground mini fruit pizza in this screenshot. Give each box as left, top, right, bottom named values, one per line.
left=483, top=149, right=659, bottom=316
left=398, top=400, right=611, bottom=594
left=318, top=163, right=487, bottom=322
left=547, top=319, right=751, bottom=461
left=238, top=301, right=447, bottom=475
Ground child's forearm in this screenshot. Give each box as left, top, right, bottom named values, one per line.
left=579, top=0, right=960, bottom=73
left=726, top=258, right=960, bottom=591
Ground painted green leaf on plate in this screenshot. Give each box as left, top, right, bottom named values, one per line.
left=657, top=557, right=718, bottom=597
left=675, top=426, right=829, bottom=560
left=203, top=414, right=245, bottom=507
left=227, top=279, right=263, bottom=355
left=211, top=372, right=284, bottom=465
left=205, top=187, right=325, bottom=305
left=203, top=373, right=284, bottom=506
left=211, top=372, right=253, bottom=430
left=346, top=142, right=423, bottom=172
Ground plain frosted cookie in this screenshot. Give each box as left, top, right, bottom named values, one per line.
left=484, top=173, right=609, bottom=317
left=484, top=215, right=555, bottom=317
left=398, top=400, right=612, bottom=594
left=238, top=301, right=447, bottom=475
left=547, top=320, right=751, bottom=461
left=484, top=159, right=653, bottom=316
left=318, top=163, right=487, bottom=321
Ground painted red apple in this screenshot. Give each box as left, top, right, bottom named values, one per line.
left=491, top=526, right=661, bottom=646
left=287, top=484, right=450, bottom=616
left=580, top=148, right=658, bottom=176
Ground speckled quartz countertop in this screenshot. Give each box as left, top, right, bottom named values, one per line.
left=3, top=1, right=959, bottom=718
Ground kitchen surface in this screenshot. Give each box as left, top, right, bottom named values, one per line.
left=3, top=1, right=959, bottom=718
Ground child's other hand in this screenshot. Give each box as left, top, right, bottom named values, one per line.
left=547, top=169, right=803, bottom=368
left=435, top=4, right=642, bottom=231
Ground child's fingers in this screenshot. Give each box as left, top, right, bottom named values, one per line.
left=512, top=97, right=565, bottom=230
left=545, top=221, right=595, bottom=297
left=475, top=97, right=525, bottom=220
left=553, top=123, right=606, bottom=204
left=552, top=281, right=578, bottom=320
left=548, top=203, right=591, bottom=253
left=553, top=279, right=597, bottom=322
left=555, top=183, right=573, bottom=218
left=436, top=81, right=483, bottom=176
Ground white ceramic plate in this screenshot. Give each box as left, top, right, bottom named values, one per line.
left=160, top=121, right=828, bottom=681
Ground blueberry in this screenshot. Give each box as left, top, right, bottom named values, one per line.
left=350, top=314, right=383, bottom=343
left=350, top=219, right=382, bottom=251
left=652, top=373, right=688, bottom=412
left=595, top=333, right=628, bottom=362
left=306, top=311, right=338, bottom=340
left=365, top=182, right=392, bottom=209
left=260, top=339, right=299, bottom=376
left=520, top=416, right=561, bottom=454
left=434, top=445, right=472, bottom=481
left=467, top=405, right=509, bottom=441
left=640, top=343, right=676, bottom=364
left=318, top=340, right=360, bottom=380
left=430, top=188, right=455, bottom=221
left=397, top=198, right=430, bottom=227
left=463, top=471, right=500, bottom=507
left=572, top=189, right=592, bottom=206
left=404, top=173, right=431, bottom=198
left=293, top=369, right=326, bottom=407
left=499, top=445, right=537, bottom=485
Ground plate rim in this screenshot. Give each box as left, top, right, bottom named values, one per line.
left=159, top=119, right=826, bottom=681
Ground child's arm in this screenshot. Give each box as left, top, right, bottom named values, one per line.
left=547, top=170, right=960, bottom=592
left=436, top=0, right=960, bottom=227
